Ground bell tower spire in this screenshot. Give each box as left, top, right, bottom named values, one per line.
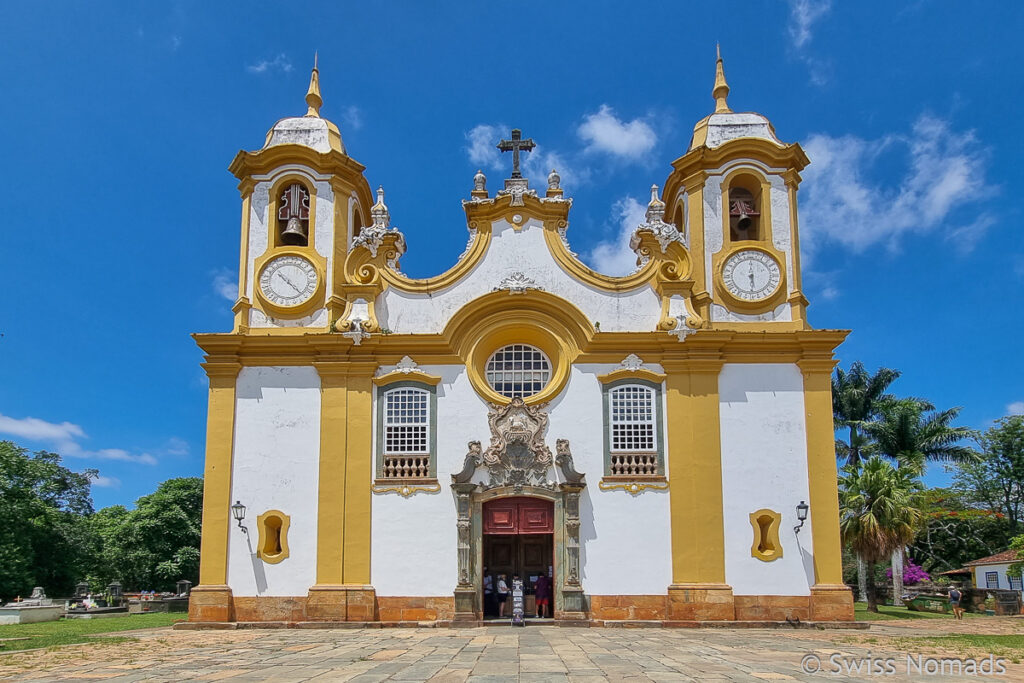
left=305, top=53, right=322, bottom=117
left=713, top=44, right=732, bottom=114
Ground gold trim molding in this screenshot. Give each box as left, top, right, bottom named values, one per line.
left=598, top=478, right=669, bottom=494
left=371, top=481, right=442, bottom=497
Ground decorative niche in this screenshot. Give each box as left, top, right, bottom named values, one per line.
left=749, top=509, right=783, bottom=562
left=256, top=510, right=291, bottom=564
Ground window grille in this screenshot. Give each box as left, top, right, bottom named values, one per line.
left=608, top=384, right=658, bottom=475
left=383, top=388, right=428, bottom=452
left=1010, top=575, right=1023, bottom=591
left=986, top=571, right=999, bottom=589
left=485, top=344, right=551, bottom=399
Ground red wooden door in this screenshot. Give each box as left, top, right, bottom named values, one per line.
left=483, top=497, right=553, bottom=535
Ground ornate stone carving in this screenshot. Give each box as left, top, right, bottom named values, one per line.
left=351, top=186, right=407, bottom=261
left=395, top=356, right=418, bottom=373
left=479, top=398, right=554, bottom=492
left=555, top=439, right=585, bottom=485
left=452, top=441, right=482, bottom=484
left=629, top=185, right=686, bottom=264
left=619, top=353, right=644, bottom=371
left=561, top=485, right=584, bottom=587
left=668, top=313, right=698, bottom=342
left=493, top=272, right=542, bottom=295
left=453, top=484, right=475, bottom=588
left=497, top=177, right=537, bottom=207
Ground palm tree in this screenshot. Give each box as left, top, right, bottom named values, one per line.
left=865, top=398, right=977, bottom=603
left=839, top=457, right=923, bottom=612
left=832, top=362, right=900, bottom=600
left=832, top=362, right=900, bottom=469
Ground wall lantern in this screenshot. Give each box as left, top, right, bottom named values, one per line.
left=231, top=500, right=247, bottom=530
left=794, top=500, right=809, bottom=534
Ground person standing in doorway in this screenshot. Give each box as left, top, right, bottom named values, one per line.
left=534, top=573, right=551, bottom=618
left=497, top=574, right=510, bottom=618
left=483, top=567, right=494, bottom=617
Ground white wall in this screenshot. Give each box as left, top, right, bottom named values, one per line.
left=719, top=363, right=815, bottom=596
left=228, top=366, right=321, bottom=597
left=379, top=219, right=662, bottom=334
left=973, top=564, right=1024, bottom=592
left=370, top=361, right=673, bottom=597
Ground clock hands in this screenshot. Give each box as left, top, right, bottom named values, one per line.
left=275, top=271, right=302, bottom=295
left=748, top=263, right=756, bottom=291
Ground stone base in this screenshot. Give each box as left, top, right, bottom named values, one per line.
left=589, top=595, right=667, bottom=621
left=734, top=595, right=810, bottom=621
left=233, top=596, right=306, bottom=622
left=810, top=584, right=855, bottom=621
left=453, top=588, right=477, bottom=625
left=667, top=584, right=736, bottom=621
left=556, top=587, right=587, bottom=622
left=187, top=585, right=234, bottom=623
left=305, top=585, right=377, bottom=622
left=377, top=596, right=455, bottom=622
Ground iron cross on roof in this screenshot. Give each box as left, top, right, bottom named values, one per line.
left=497, top=129, right=536, bottom=179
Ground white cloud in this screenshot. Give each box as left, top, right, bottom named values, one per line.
left=0, top=413, right=157, bottom=465
left=465, top=124, right=504, bottom=170
left=800, top=114, right=994, bottom=255
left=212, top=268, right=237, bottom=302
left=91, top=475, right=121, bottom=489
left=247, top=54, right=293, bottom=75
left=1008, top=402, right=1024, bottom=416
left=586, top=197, right=647, bottom=276
left=788, top=0, right=832, bottom=49
left=342, top=105, right=362, bottom=131
left=523, top=146, right=589, bottom=191
left=820, top=286, right=840, bottom=301
left=170, top=34, right=182, bottom=51
left=577, top=106, right=656, bottom=160
left=165, top=437, right=190, bottom=456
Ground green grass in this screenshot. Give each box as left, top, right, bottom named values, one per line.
left=0, top=613, right=183, bottom=653
left=889, top=635, right=1024, bottom=663
left=853, top=601, right=981, bottom=621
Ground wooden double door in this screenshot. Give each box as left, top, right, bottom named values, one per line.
left=481, top=497, right=554, bottom=617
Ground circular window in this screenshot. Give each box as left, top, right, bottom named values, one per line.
left=485, top=344, right=552, bottom=399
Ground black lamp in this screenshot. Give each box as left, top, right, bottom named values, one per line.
left=231, top=500, right=247, bottom=530
left=794, top=500, right=809, bottom=533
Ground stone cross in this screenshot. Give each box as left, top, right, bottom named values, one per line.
left=497, top=129, right=536, bottom=179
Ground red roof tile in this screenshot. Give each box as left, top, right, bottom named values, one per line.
left=965, top=550, right=1020, bottom=566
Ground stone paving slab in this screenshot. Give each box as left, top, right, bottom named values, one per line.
left=1, top=619, right=1023, bottom=681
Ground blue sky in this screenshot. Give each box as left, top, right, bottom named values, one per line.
left=1, top=1, right=1021, bottom=509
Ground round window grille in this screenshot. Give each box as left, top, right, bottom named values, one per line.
left=485, top=344, right=552, bottom=399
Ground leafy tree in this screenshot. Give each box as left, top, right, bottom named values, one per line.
left=953, top=416, right=1024, bottom=533
left=90, top=478, right=203, bottom=591
left=0, top=441, right=95, bottom=600
left=866, top=398, right=977, bottom=473
left=839, top=456, right=923, bottom=612
left=909, top=488, right=1014, bottom=574
left=832, top=362, right=900, bottom=469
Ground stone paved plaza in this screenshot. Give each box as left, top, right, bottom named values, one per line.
left=2, top=619, right=1023, bottom=682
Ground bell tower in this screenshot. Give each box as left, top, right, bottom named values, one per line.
left=662, top=47, right=810, bottom=328
left=227, top=58, right=375, bottom=333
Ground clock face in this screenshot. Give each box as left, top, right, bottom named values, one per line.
left=259, top=255, right=318, bottom=307
left=722, top=250, right=782, bottom=302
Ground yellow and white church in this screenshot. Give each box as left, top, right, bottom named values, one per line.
left=189, top=53, right=854, bottom=625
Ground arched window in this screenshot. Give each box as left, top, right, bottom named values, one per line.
left=607, top=384, right=658, bottom=476
left=278, top=183, right=311, bottom=246
left=381, top=386, right=431, bottom=479
left=728, top=183, right=761, bottom=241
left=485, top=344, right=551, bottom=399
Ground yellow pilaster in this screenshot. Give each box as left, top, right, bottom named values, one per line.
left=664, top=355, right=735, bottom=620
left=683, top=173, right=708, bottom=295
left=798, top=357, right=855, bottom=620
left=190, top=360, right=241, bottom=622
left=312, top=362, right=349, bottom=585
left=343, top=364, right=375, bottom=585
left=232, top=182, right=253, bottom=333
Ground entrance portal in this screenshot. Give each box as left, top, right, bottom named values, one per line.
left=481, top=497, right=554, bottom=619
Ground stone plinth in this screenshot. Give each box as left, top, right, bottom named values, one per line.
left=667, top=583, right=736, bottom=621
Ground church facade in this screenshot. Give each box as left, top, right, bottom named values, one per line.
left=188, top=54, right=854, bottom=625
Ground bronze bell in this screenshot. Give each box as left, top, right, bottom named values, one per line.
left=281, top=216, right=308, bottom=245
left=736, top=212, right=751, bottom=231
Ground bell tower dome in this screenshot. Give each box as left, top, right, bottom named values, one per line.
left=662, top=47, right=810, bottom=329
left=227, top=58, right=374, bottom=333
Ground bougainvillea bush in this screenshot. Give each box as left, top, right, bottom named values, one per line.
left=886, top=558, right=930, bottom=584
